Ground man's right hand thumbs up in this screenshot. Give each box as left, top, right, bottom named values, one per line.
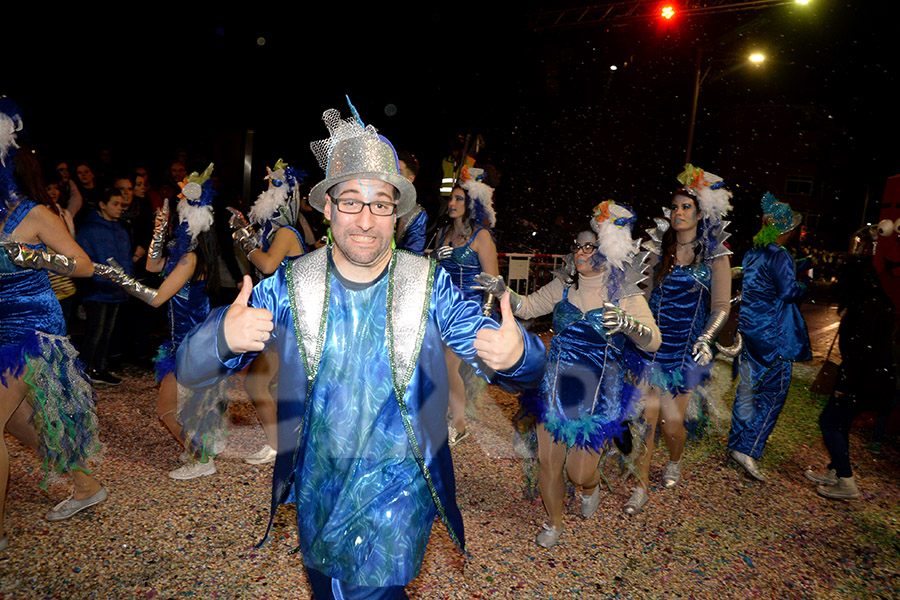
left=223, top=275, right=274, bottom=354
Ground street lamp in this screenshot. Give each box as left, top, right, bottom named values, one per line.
left=684, top=50, right=766, bottom=164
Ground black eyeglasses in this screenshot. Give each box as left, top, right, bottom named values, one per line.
left=571, top=242, right=598, bottom=254
left=334, top=198, right=397, bottom=217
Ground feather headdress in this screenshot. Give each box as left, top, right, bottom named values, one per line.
left=176, top=163, right=216, bottom=241
left=676, top=164, right=732, bottom=222
left=458, top=166, right=496, bottom=229
left=590, top=200, right=640, bottom=271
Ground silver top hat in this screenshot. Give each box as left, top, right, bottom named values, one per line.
left=308, top=107, right=416, bottom=217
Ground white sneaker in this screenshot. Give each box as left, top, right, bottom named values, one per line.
left=243, top=445, right=277, bottom=465
left=168, top=458, right=216, bottom=480
left=535, top=523, right=562, bottom=548
left=817, top=475, right=861, bottom=500
left=580, top=486, right=600, bottom=518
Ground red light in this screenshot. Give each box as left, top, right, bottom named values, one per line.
left=661, top=5, right=675, bottom=19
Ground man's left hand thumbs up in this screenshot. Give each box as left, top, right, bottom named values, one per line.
left=473, top=291, right=524, bottom=371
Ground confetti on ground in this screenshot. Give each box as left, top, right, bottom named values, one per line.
left=1, top=338, right=898, bottom=599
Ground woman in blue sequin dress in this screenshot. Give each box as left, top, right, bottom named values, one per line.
left=1, top=117, right=106, bottom=548
left=434, top=178, right=498, bottom=445
left=625, top=165, right=733, bottom=515
left=507, top=203, right=660, bottom=547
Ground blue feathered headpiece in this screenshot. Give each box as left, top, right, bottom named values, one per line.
left=166, top=164, right=216, bottom=275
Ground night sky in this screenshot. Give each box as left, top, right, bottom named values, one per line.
left=4, top=2, right=898, bottom=254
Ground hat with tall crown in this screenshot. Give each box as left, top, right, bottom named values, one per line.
left=308, top=97, right=416, bottom=216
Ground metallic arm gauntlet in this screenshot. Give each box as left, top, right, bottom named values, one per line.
left=2, top=242, right=77, bottom=276
left=472, top=272, right=523, bottom=313
left=434, top=246, right=453, bottom=261
left=233, top=226, right=262, bottom=258
left=148, top=198, right=170, bottom=260
left=552, top=253, right=576, bottom=285
left=226, top=207, right=262, bottom=259
left=93, top=259, right=158, bottom=304
left=692, top=309, right=728, bottom=366
left=602, top=302, right=654, bottom=349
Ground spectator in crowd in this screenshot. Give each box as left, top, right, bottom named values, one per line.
left=75, top=187, right=132, bottom=385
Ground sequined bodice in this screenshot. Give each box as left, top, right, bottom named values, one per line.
left=1, top=197, right=65, bottom=342
left=438, top=228, right=484, bottom=303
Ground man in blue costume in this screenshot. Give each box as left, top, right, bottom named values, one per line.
left=727, top=192, right=811, bottom=481
left=175, top=104, right=545, bottom=599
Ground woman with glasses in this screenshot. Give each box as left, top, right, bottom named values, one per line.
left=626, top=165, right=732, bottom=515
left=433, top=175, right=499, bottom=446
left=475, top=203, right=660, bottom=547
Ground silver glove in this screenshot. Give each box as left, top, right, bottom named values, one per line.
left=602, top=302, right=654, bottom=348
left=233, top=226, right=262, bottom=258
left=692, top=309, right=728, bottom=366
left=472, top=272, right=523, bottom=313
left=434, top=246, right=454, bottom=261
left=148, top=198, right=170, bottom=259
left=226, top=206, right=251, bottom=231
left=715, top=331, right=743, bottom=358
left=93, top=258, right=158, bottom=304
left=552, top=253, right=576, bottom=285
left=2, top=241, right=77, bottom=276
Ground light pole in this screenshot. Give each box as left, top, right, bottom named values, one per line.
left=684, top=49, right=765, bottom=164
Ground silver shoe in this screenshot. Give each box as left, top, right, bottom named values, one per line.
left=45, top=487, right=108, bottom=522
left=535, top=523, right=562, bottom=548
left=804, top=468, right=838, bottom=486
left=580, top=486, right=600, bottom=518
left=662, top=461, right=682, bottom=488
left=729, top=450, right=766, bottom=482
left=448, top=425, right=469, bottom=447
left=623, top=487, right=648, bottom=515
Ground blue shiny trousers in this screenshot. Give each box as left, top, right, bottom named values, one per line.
left=727, top=351, right=792, bottom=459
left=305, top=567, right=409, bottom=600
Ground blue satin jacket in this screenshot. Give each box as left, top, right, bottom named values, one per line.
left=175, top=247, right=546, bottom=574
left=739, top=243, right=811, bottom=364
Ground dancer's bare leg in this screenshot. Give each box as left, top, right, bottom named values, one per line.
left=6, top=395, right=102, bottom=501
left=444, top=347, right=466, bottom=434
left=244, top=350, right=278, bottom=450
left=659, top=392, right=690, bottom=463
left=636, top=384, right=662, bottom=492
left=0, top=376, right=29, bottom=539
left=536, top=424, right=568, bottom=529
left=566, top=447, right=602, bottom=495
left=157, top=372, right=184, bottom=445
left=6, top=399, right=39, bottom=450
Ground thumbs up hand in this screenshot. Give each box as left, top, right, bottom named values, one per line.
left=473, top=291, right=524, bottom=371
left=223, top=275, right=274, bottom=354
